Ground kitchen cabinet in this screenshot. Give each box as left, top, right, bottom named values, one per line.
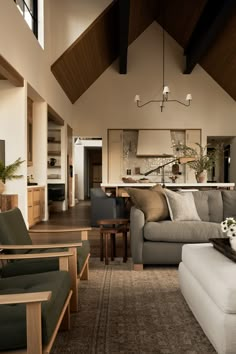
left=28, top=186, right=45, bottom=227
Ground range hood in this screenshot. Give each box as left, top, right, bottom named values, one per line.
left=136, top=130, right=174, bottom=156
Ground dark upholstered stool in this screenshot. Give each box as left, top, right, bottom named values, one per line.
left=97, top=219, right=129, bottom=265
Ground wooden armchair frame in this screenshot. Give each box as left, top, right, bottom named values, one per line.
left=0, top=250, right=73, bottom=354
left=29, top=227, right=91, bottom=280
left=0, top=242, right=81, bottom=312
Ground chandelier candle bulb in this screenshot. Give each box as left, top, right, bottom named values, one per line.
left=163, top=86, right=170, bottom=94
left=186, top=94, right=192, bottom=101
left=134, top=95, right=140, bottom=102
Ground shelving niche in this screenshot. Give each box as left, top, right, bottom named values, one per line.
left=47, top=128, right=62, bottom=181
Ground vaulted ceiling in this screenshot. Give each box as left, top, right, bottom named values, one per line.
left=51, top=0, right=236, bottom=104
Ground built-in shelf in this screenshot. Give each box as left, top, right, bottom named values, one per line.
left=48, top=166, right=61, bottom=169
left=48, top=140, right=61, bottom=144
left=48, top=151, right=61, bottom=156
left=48, top=127, right=62, bottom=183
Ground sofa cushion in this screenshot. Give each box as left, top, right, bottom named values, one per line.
left=164, top=189, right=201, bottom=221
left=126, top=185, right=169, bottom=222
left=222, top=190, right=236, bottom=220
left=192, top=191, right=209, bottom=221
left=144, top=220, right=223, bottom=242
left=182, top=243, right=236, bottom=314
left=205, top=190, right=223, bottom=223
left=0, top=270, right=71, bottom=350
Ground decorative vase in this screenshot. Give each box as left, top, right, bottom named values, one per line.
left=0, top=180, right=4, bottom=194
left=49, top=158, right=57, bottom=166
left=195, top=171, right=206, bottom=183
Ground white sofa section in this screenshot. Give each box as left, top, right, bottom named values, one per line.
left=179, top=244, right=236, bottom=354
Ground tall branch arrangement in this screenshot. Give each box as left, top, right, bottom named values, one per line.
left=173, top=142, right=222, bottom=174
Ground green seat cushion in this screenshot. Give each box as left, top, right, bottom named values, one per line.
left=0, top=270, right=70, bottom=351
left=1, top=240, right=90, bottom=277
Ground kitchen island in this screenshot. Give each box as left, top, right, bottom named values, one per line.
left=101, top=182, right=235, bottom=197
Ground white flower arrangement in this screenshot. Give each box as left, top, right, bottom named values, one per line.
left=221, top=217, right=236, bottom=251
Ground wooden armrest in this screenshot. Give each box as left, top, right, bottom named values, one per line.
left=0, top=291, right=51, bottom=305
left=29, top=228, right=91, bottom=241
left=0, top=250, right=73, bottom=261
left=29, top=227, right=91, bottom=233
left=0, top=243, right=82, bottom=250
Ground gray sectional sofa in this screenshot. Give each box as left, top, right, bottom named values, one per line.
left=130, top=189, right=236, bottom=270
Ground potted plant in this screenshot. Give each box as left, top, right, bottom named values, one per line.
left=173, top=142, right=221, bottom=182
left=0, top=157, right=25, bottom=193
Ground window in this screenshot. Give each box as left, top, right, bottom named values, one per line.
left=14, top=0, right=38, bottom=38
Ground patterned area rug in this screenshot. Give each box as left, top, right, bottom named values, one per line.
left=52, top=258, right=216, bottom=354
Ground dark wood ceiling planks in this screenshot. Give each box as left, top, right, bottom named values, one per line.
left=51, top=2, right=119, bottom=104
left=51, top=0, right=236, bottom=104
left=156, top=0, right=207, bottom=48
left=200, top=10, right=236, bottom=101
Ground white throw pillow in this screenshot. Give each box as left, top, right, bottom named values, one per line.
left=164, top=189, right=201, bottom=221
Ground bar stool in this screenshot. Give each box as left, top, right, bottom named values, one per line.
left=97, top=218, right=129, bottom=265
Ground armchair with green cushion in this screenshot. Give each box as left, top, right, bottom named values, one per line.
left=0, top=249, right=73, bottom=354
left=0, top=207, right=91, bottom=312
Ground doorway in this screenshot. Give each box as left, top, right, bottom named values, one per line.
left=86, top=147, right=102, bottom=199
left=207, top=136, right=235, bottom=183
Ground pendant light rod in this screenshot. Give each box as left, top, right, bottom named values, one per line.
left=134, top=1, right=192, bottom=112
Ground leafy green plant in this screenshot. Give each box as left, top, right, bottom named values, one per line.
left=0, top=158, right=25, bottom=183
left=173, top=142, right=222, bottom=174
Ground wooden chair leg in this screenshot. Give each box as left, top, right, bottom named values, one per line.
left=123, top=231, right=128, bottom=262
left=100, top=232, right=104, bottom=261
left=105, top=233, right=109, bottom=265
left=60, top=301, right=71, bottom=331
left=112, top=233, right=116, bottom=257
left=80, top=254, right=90, bottom=280
left=110, top=234, right=115, bottom=261
left=68, top=247, right=78, bottom=312
left=26, top=302, right=43, bottom=354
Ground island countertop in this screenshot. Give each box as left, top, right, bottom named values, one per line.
left=101, top=182, right=235, bottom=196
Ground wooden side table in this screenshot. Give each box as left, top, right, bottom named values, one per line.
left=97, top=218, right=129, bottom=265
left=0, top=194, right=18, bottom=212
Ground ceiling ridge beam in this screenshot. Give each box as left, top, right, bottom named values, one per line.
left=184, top=0, right=236, bottom=74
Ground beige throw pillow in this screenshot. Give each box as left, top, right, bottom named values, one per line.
left=164, top=189, right=201, bottom=221
left=127, top=185, right=169, bottom=221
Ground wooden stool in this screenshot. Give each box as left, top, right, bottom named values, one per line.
left=97, top=218, right=129, bottom=265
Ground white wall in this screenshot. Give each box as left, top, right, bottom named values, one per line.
left=0, top=0, right=73, bottom=126
left=72, top=22, right=236, bottom=183
left=45, top=0, right=112, bottom=63
left=0, top=81, right=28, bottom=218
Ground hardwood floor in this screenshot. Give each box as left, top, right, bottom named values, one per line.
left=31, top=201, right=130, bottom=258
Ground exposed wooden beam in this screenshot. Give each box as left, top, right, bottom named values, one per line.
left=0, top=55, right=24, bottom=87
left=48, top=105, right=64, bottom=126
left=119, top=0, right=130, bottom=74
left=184, top=0, right=236, bottom=74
